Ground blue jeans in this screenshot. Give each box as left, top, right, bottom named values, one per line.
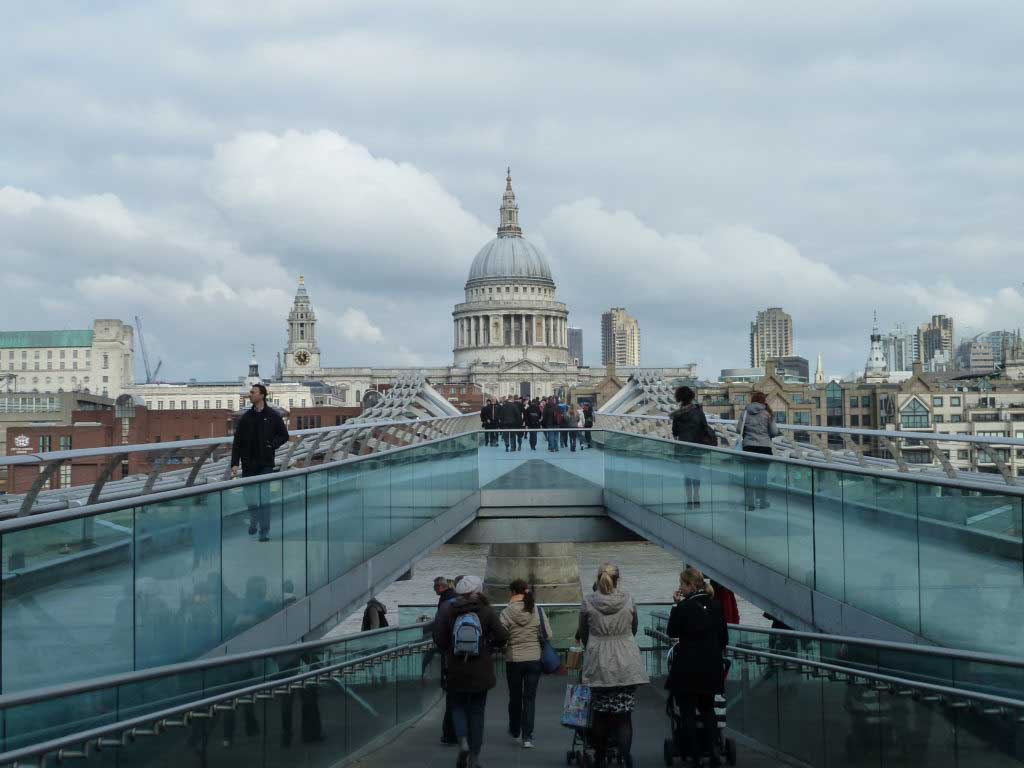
left=546, top=431, right=559, bottom=451
left=506, top=660, right=542, bottom=739
left=450, top=690, right=488, bottom=757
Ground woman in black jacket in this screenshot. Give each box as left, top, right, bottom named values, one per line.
left=667, top=567, right=727, bottom=767
left=670, top=386, right=714, bottom=509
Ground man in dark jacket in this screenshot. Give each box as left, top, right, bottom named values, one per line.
left=525, top=398, right=542, bottom=451
left=499, top=396, right=522, bottom=452
left=433, top=575, right=509, bottom=768
left=230, top=384, right=289, bottom=541
left=433, top=576, right=458, bottom=745
left=541, top=398, right=560, bottom=452
left=480, top=399, right=496, bottom=447
left=581, top=402, right=594, bottom=448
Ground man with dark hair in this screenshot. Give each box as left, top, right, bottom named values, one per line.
left=230, top=384, right=289, bottom=541
left=434, top=575, right=458, bottom=745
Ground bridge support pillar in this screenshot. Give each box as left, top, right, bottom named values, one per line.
left=483, top=543, right=582, bottom=604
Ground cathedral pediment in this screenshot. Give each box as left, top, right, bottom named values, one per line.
left=499, top=359, right=550, bottom=374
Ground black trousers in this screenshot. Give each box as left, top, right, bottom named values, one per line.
left=241, top=465, right=275, bottom=534
left=505, top=660, right=542, bottom=739
left=678, top=691, right=717, bottom=760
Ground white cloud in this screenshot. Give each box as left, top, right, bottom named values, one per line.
left=336, top=308, right=383, bottom=344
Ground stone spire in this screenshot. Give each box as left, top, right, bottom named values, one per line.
left=815, top=353, right=825, bottom=385
left=496, top=167, right=522, bottom=238
left=865, top=310, right=889, bottom=380
left=246, top=344, right=261, bottom=386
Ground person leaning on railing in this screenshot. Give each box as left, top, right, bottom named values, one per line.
left=670, top=386, right=717, bottom=509
left=734, top=391, right=779, bottom=511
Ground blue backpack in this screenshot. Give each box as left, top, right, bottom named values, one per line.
left=452, top=611, right=483, bottom=659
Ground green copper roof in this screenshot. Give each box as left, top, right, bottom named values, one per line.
left=0, top=330, right=94, bottom=349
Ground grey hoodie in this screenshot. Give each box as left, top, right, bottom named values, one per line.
left=736, top=402, right=780, bottom=448
left=578, top=590, right=649, bottom=689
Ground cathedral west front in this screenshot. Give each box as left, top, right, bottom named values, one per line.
left=279, top=172, right=691, bottom=404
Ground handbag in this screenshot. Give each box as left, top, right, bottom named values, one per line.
left=561, top=683, right=593, bottom=729
left=698, top=408, right=719, bottom=447
left=538, top=606, right=561, bottom=675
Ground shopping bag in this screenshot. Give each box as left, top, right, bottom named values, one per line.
left=564, top=647, right=583, bottom=671
left=561, top=683, right=592, bottom=729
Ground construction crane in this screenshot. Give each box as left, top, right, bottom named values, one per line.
left=134, top=315, right=163, bottom=384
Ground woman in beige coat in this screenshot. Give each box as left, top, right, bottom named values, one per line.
left=577, top=562, right=648, bottom=767
left=499, top=579, right=551, bottom=749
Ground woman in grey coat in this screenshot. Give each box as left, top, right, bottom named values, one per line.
left=577, top=563, right=648, bottom=767
left=734, top=392, right=780, bottom=510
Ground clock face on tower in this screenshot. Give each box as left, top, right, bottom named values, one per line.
left=295, top=350, right=310, bottom=366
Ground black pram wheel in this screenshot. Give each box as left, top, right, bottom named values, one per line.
left=725, top=736, right=737, bottom=765
left=663, top=735, right=675, bottom=765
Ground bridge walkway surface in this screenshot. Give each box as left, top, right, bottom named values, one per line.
left=353, top=670, right=782, bottom=768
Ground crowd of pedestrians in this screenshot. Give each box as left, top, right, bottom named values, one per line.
left=479, top=395, right=593, bottom=453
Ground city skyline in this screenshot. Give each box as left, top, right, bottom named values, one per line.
left=3, top=4, right=1024, bottom=380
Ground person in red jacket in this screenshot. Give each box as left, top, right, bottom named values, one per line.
left=709, top=579, right=740, bottom=624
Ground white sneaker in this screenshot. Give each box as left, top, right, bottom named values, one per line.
left=522, top=739, right=534, bottom=749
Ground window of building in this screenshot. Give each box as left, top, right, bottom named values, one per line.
left=102, top=353, right=109, bottom=369
left=72, top=349, right=77, bottom=358
left=861, top=396, right=870, bottom=407
left=900, top=399, right=930, bottom=429
left=73, top=361, right=78, bottom=370
left=60, top=350, right=65, bottom=359
left=951, top=415, right=962, bottom=423
left=215, top=400, right=222, bottom=409
left=34, top=362, right=39, bottom=370
left=181, top=400, right=186, bottom=409
left=934, top=415, right=944, bottom=423
left=793, top=411, right=810, bottom=425
left=950, top=396, right=961, bottom=407
left=102, top=375, right=108, bottom=383
left=47, top=350, right=52, bottom=359
left=289, top=399, right=294, bottom=407
left=958, top=450, right=970, bottom=460
left=154, top=436, right=161, bottom=443
left=34, top=350, right=39, bottom=359
left=932, top=396, right=943, bottom=406
left=60, top=465, right=71, bottom=488
left=59, top=436, right=72, bottom=451
left=775, top=411, right=787, bottom=424
left=157, top=400, right=164, bottom=409
left=850, top=397, right=859, bottom=409
left=849, top=414, right=859, bottom=426
left=204, top=399, right=210, bottom=409
left=39, top=435, right=52, bottom=452
left=862, top=415, right=871, bottom=427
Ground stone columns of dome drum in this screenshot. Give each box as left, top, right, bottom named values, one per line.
left=483, top=543, right=582, bottom=605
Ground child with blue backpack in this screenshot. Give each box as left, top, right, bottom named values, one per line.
left=432, top=574, right=509, bottom=768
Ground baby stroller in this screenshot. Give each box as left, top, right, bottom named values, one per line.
left=663, top=691, right=736, bottom=766
left=562, top=684, right=629, bottom=767
left=662, top=646, right=736, bottom=767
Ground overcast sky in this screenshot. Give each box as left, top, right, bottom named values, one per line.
left=3, top=1, right=1024, bottom=382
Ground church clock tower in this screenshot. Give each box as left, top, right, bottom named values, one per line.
left=283, top=276, right=321, bottom=376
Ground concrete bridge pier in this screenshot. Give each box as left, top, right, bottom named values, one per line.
left=483, top=542, right=583, bottom=604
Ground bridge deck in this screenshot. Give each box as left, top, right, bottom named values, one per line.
left=353, top=670, right=782, bottom=767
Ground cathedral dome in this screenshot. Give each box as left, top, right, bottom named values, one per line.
left=467, top=236, right=553, bottom=285
left=465, top=169, right=555, bottom=288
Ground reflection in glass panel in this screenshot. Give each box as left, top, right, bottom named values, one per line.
left=307, top=470, right=329, bottom=593
left=134, top=493, right=222, bottom=669
left=812, top=469, right=845, bottom=601
left=786, top=465, right=814, bottom=587
left=919, top=490, right=1023, bottom=654
left=222, top=479, right=284, bottom=636
left=362, top=457, right=391, bottom=557
left=2, top=510, right=134, bottom=692
left=283, top=474, right=308, bottom=602
left=329, top=465, right=362, bottom=580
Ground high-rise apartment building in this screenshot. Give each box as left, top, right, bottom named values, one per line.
left=749, top=307, right=793, bottom=368
left=917, top=315, right=954, bottom=366
left=601, top=308, right=641, bottom=367
left=884, top=324, right=916, bottom=373
left=567, top=327, right=583, bottom=366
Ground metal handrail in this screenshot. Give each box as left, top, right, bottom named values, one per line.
left=0, top=621, right=430, bottom=710
left=614, top=412, right=1024, bottom=448
left=646, top=616, right=1024, bottom=670
left=0, top=638, right=434, bottom=767
left=645, top=627, right=1024, bottom=713
left=595, top=426, right=1024, bottom=497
